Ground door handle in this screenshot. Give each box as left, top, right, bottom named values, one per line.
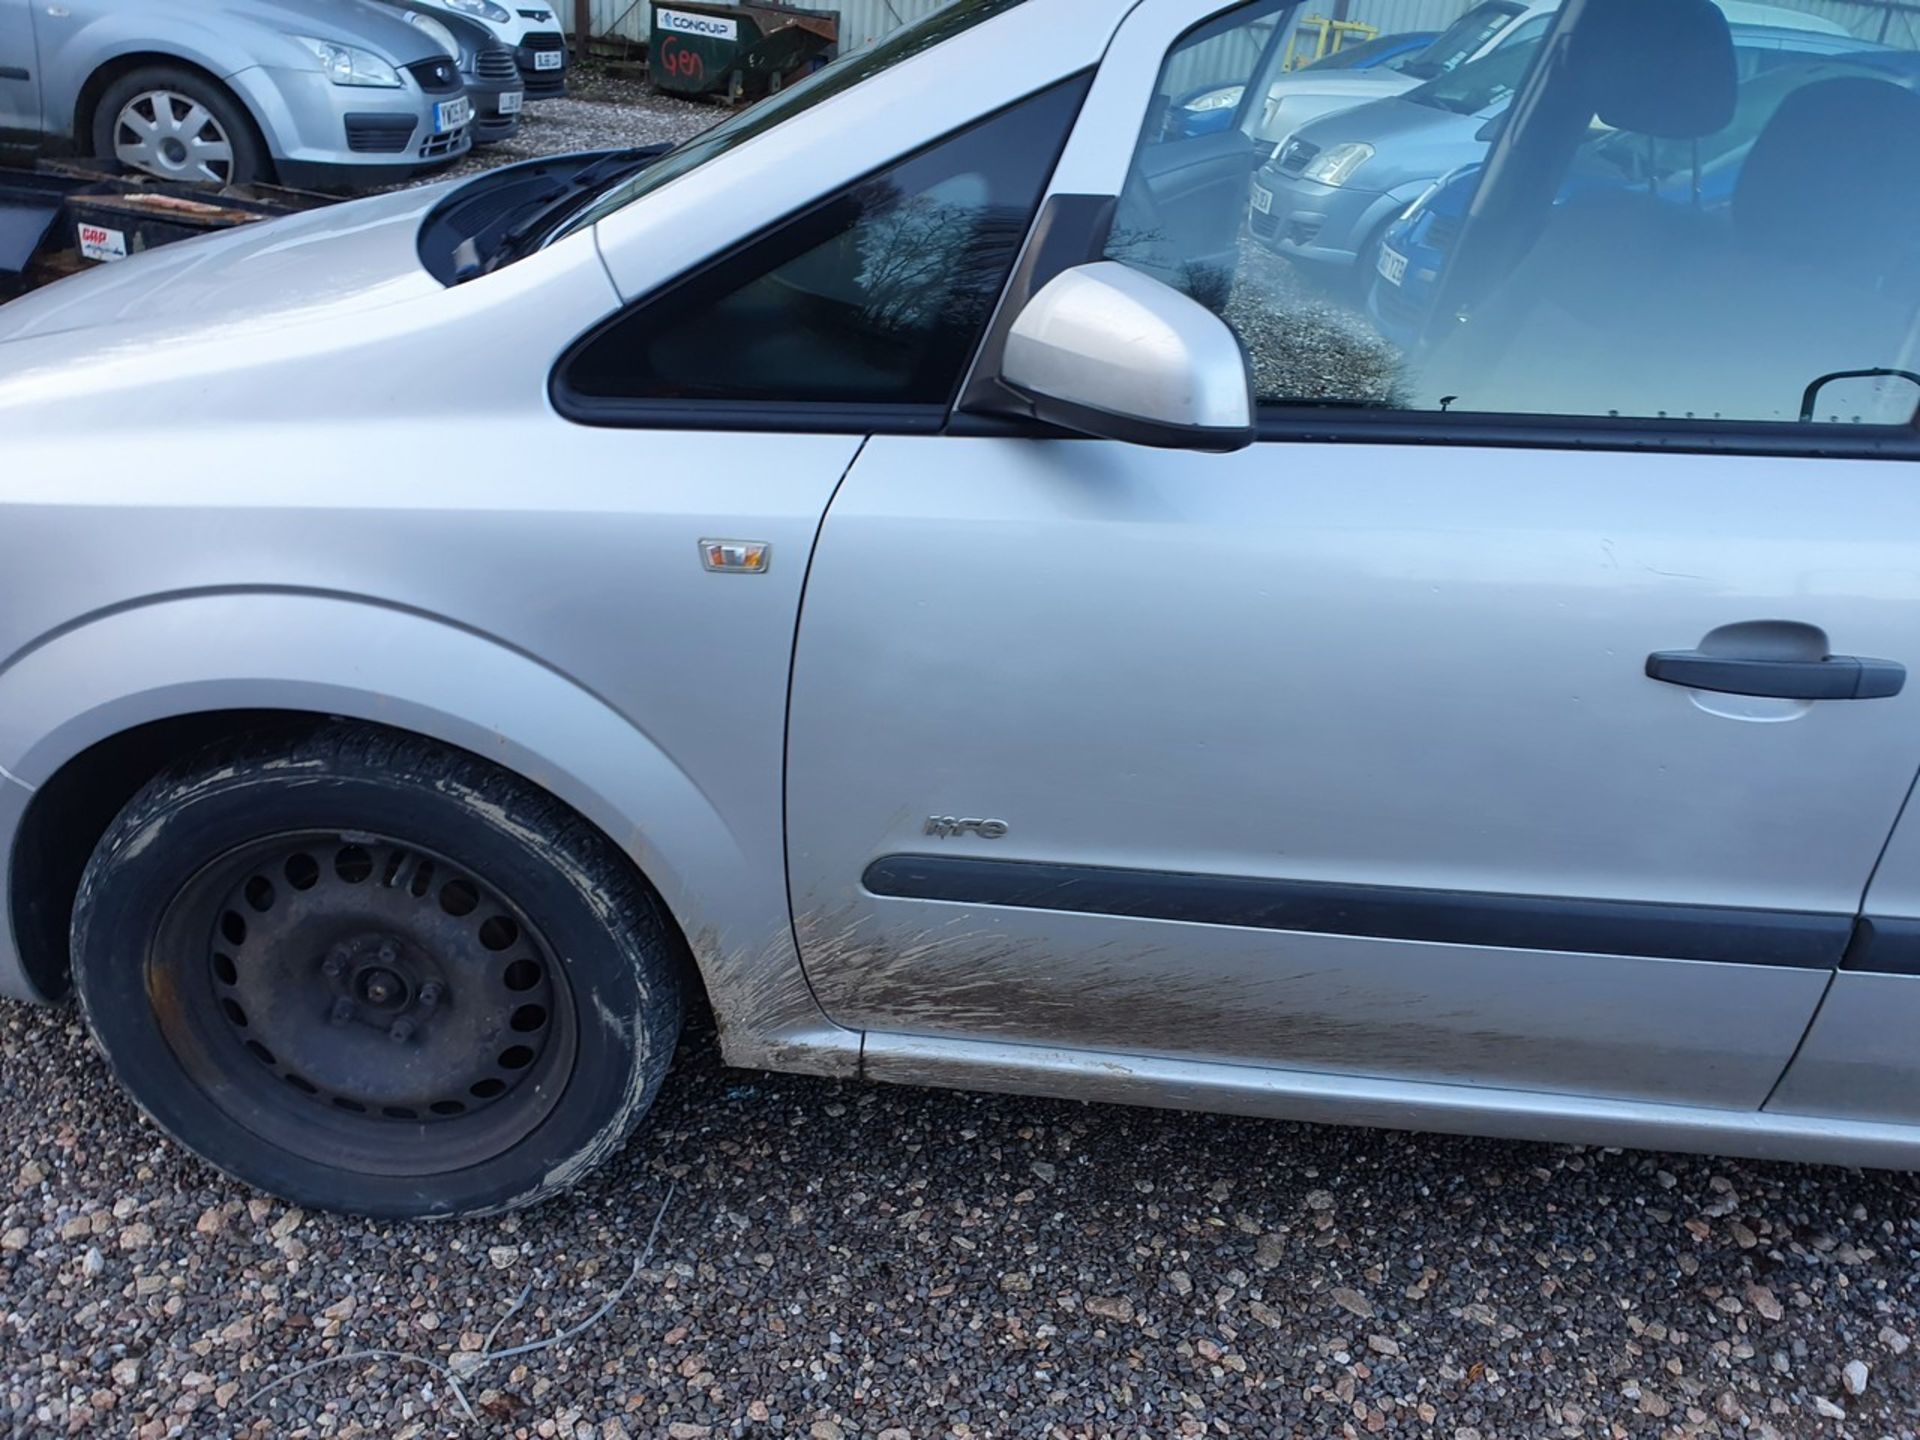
left=1646, top=649, right=1906, bottom=700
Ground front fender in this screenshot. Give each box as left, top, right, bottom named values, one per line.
left=41, top=15, right=265, bottom=140
left=0, top=593, right=853, bottom=1073
left=1359, top=182, right=1435, bottom=251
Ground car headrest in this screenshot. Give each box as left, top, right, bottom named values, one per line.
left=1570, top=0, right=1735, bottom=139
left=1736, top=76, right=1920, bottom=266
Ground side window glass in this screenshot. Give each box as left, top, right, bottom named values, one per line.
left=562, top=78, right=1084, bottom=416
left=1107, top=0, right=1920, bottom=430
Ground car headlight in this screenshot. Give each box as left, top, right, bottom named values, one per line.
left=1302, top=141, right=1374, bottom=187
left=1183, top=84, right=1244, bottom=114
left=293, top=36, right=404, bottom=87
left=406, top=12, right=463, bottom=60
left=441, top=0, right=513, bottom=22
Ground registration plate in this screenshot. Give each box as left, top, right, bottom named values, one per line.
left=500, top=89, right=525, bottom=114
left=533, top=49, right=564, bottom=70
left=434, top=96, right=473, bottom=131
left=1376, top=243, right=1408, bottom=286
left=1250, top=183, right=1272, bottom=215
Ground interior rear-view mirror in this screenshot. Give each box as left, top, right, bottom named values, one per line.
left=999, top=261, right=1255, bottom=452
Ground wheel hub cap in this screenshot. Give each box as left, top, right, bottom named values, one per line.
left=112, top=89, right=236, bottom=184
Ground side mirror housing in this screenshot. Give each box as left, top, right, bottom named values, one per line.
left=999, top=262, right=1256, bottom=452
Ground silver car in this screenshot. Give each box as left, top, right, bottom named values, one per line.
left=0, top=0, right=473, bottom=190
left=3, top=0, right=1920, bottom=1219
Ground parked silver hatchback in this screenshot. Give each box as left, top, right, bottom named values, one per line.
left=0, top=0, right=472, bottom=189
left=5, top=0, right=1920, bottom=1220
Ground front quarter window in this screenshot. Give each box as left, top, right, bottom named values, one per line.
left=556, top=76, right=1085, bottom=418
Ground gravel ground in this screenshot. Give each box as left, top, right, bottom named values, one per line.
left=5, top=998, right=1920, bottom=1439
left=429, top=70, right=718, bottom=184
left=1225, top=240, right=1407, bottom=408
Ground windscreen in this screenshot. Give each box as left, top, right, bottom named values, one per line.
left=1401, top=0, right=1525, bottom=76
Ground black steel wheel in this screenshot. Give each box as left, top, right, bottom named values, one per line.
left=72, top=723, right=683, bottom=1218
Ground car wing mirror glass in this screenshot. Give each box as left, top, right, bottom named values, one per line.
left=999, top=262, right=1255, bottom=452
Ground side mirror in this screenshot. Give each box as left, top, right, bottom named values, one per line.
left=999, top=261, right=1255, bottom=452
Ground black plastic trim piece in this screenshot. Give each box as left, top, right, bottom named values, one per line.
left=403, top=57, right=464, bottom=95
left=0, top=67, right=28, bottom=82
left=1254, top=405, right=1920, bottom=461
left=1007, top=384, right=1253, bottom=452
left=1841, top=916, right=1920, bottom=976
left=945, top=403, right=1920, bottom=458
left=861, top=855, right=1848, bottom=969
left=949, top=402, right=1920, bottom=460
left=1646, top=650, right=1907, bottom=700
left=557, top=400, right=949, bottom=434
left=344, top=113, right=416, bottom=155
left=954, top=191, right=1116, bottom=420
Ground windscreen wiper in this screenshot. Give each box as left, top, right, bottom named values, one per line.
left=469, top=146, right=671, bottom=279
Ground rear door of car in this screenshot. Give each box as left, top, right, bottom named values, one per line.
left=786, top=0, right=1920, bottom=1111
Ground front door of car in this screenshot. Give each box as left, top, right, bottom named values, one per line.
left=0, top=0, right=40, bottom=150
left=786, top=0, right=1920, bottom=1109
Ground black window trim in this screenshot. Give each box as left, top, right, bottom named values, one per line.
left=948, top=398, right=1920, bottom=460
left=549, top=70, right=1095, bottom=433
left=1246, top=406, right=1920, bottom=459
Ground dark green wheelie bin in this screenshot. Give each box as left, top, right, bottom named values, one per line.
left=649, top=0, right=838, bottom=102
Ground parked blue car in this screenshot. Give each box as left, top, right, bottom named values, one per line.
left=1168, top=30, right=1437, bottom=137
left=1365, top=46, right=1920, bottom=348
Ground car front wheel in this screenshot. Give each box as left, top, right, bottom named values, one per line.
left=71, top=723, right=682, bottom=1218
left=91, top=66, right=268, bottom=186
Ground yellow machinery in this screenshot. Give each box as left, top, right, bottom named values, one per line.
left=1282, top=15, right=1382, bottom=68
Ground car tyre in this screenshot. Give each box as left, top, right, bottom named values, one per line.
left=91, top=65, right=269, bottom=187
left=71, top=722, right=683, bottom=1218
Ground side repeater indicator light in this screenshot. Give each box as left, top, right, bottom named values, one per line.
left=700, top=539, right=771, bottom=574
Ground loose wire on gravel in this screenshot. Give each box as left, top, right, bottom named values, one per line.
left=243, top=1182, right=676, bottom=1426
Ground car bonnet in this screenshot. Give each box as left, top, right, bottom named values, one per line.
left=0, top=184, right=453, bottom=348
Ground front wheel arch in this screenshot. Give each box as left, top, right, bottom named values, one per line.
left=0, top=597, right=714, bottom=1002
left=0, top=594, right=849, bottom=1073
left=10, top=711, right=705, bottom=1021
